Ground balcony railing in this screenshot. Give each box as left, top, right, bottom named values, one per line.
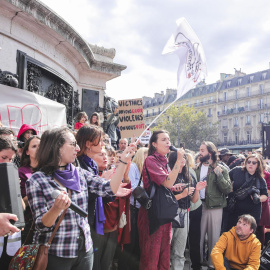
left=218, top=89, right=270, bottom=103
left=217, top=104, right=269, bottom=116
left=217, top=139, right=262, bottom=147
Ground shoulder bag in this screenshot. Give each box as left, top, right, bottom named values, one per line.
left=145, top=161, right=178, bottom=225
left=227, top=173, right=257, bottom=212
left=132, top=173, right=152, bottom=209
left=9, top=192, right=69, bottom=270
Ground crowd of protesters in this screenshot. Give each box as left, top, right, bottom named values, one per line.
left=0, top=111, right=269, bottom=270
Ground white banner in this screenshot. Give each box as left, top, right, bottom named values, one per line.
left=0, top=84, right=67, bottom=136
left=162, top=17, right=207, bottom=100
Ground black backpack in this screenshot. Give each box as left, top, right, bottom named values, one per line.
left=260, top=240, right=270, bottom=270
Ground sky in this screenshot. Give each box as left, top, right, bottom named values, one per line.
left=40, top=0, right=270, bottom=101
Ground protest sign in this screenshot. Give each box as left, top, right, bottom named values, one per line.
left=118, top=98, right=145, bottom=138
left=0, top=84, right=67, bottom=136
left=140, top=130, right=152, bottom=145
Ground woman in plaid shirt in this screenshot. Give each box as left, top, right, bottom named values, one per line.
left=26, top=127, right=136, bottom=270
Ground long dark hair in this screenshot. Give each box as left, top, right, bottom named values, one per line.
left=90, top=112, right=100, bottom=126
left=148, top=130, right=169, bottom=156
left=168, top=151, right=191, bottom=184
left=20, top=135, right=40, bottom=168
left=76, top=125, right=104, bottom=157
left=201, top=141, right=218, bottom=164
left=35, top=127, right=71, bottom=175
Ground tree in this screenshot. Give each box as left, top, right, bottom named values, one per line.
left=152, top=105, right=218, bottom=151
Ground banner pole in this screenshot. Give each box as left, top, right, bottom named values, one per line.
left=136, top=97, right=178, bottom=143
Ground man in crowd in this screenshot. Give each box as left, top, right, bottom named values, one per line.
left=218, top=148, right=233, bottom=166
left=211, top=214, right=261, bottom=270
left=119, top=138, right=128, bottom=151
left=194, top=141, right=231, bottom=270
left=106, top=108, right=119, bottom=150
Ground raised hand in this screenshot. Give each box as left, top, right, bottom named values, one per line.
left=196, top=181, right=207, bottom=191
left=115, top=183, right=132, bottom=197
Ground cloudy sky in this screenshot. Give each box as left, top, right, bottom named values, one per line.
left=41, top=0, right=270, bottom=101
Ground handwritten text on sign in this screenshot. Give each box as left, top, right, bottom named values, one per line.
left=0, top=84, right=66, bottom=135
left=118, top=98, right=145, bottom=138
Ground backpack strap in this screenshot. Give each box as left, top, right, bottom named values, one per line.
left=144, top=161, right=156, bottom=199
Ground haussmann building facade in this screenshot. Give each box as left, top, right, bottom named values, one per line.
left=143, top=68, right=270, bottom=153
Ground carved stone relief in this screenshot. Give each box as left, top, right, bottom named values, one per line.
left=0, top=70, right=19, bottom=87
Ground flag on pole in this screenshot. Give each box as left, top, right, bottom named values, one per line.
left=162, top=17, right=207, bottom=100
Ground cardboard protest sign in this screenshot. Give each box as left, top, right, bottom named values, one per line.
left=118, top=98, right=145, bottom=138
left=140, top=129, right=152, bottom=145
left=0, top=84, right=67, bottom=136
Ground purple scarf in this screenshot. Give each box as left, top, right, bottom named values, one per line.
left=96, top=197, right=106, bottom=235
left=53, top=163, right=81, bottom=192
left=82, top=155, right=99, bottom=176
left=81, top=155, right=105, bottom=234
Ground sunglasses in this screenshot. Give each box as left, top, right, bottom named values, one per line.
left=247, top=160, right=257, bottom=165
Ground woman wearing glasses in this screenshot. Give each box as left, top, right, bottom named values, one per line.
left=227, top=154, right=268, bottom=231
left=25, top=127, right=136, bottom=270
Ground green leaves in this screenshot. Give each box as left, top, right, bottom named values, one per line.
left=152, top=105, right=218, bottom=151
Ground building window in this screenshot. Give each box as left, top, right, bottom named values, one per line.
left=196, top=100, right=199, bottom=106
left=235, top=103, right=238, bottom=111
left=235, top=89, right=239, bottom=99
left=203, top=98, right=206, bottom=104
left=226, top=82, right=231, bottom=88
left=249, top=75, right=254, bottom=83
left=208, top=108, right=212, bottom=116
left=158, top=107, right=161, bottom=113
left=262, top=72, right=267, bottom=80
left=152, top=109, right=154, bottom=115
left=210, top=96, right=213, bottom=103
left=224, top=92, right=227, bottom=101
left=260, top=99, right=264, bottom=109
left=260, top=84, right=264, bottom=94
left=223, top=105, right=227, bottom=113
left=246, top=115, right=251, bottom=124
left=246, top=101, right=250, bottom=110
left=224, top=133, right=228, bottom=144
left=247, top=131, right=251, bottom=143
left=238, top=78, right=242, bottom=85
left=223, top=119, right=227, bottom=128
left=260, top=113, right=265, bottom=123
left=235, top=132, right=239, bottom=144
left=234, top=117, right=238, bottom=126
left=146, top=110, right=149, bottom=116
left=247, top=87, right=251, bottom=97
